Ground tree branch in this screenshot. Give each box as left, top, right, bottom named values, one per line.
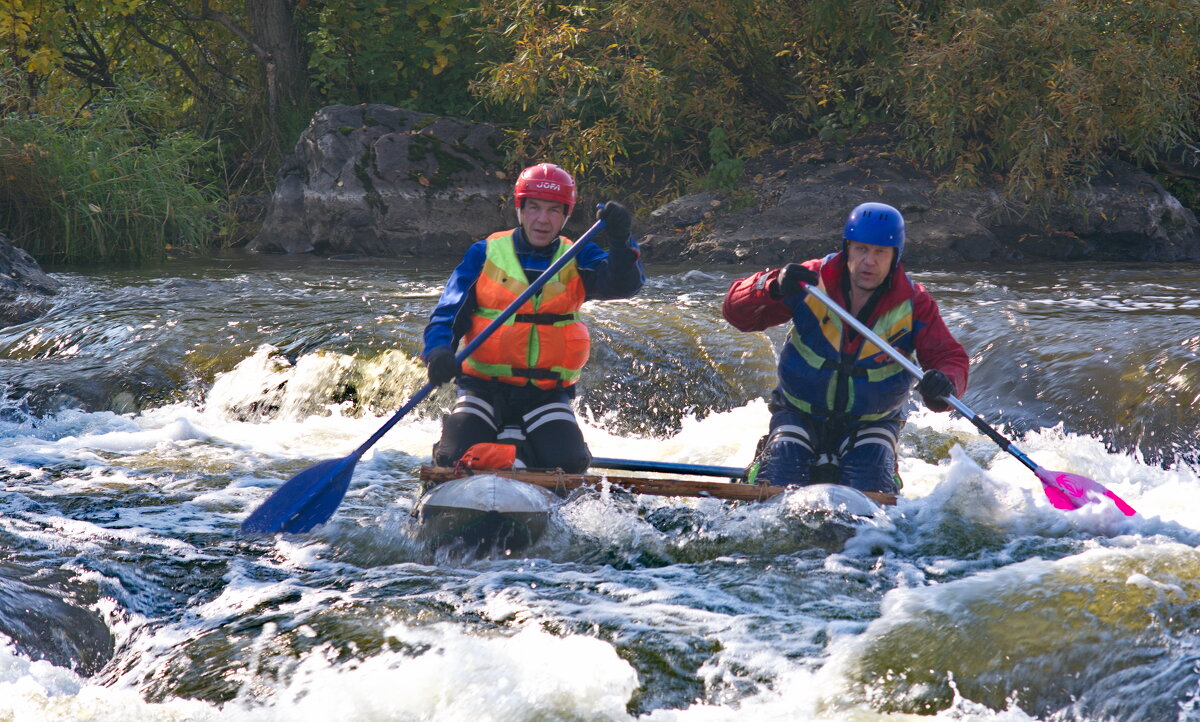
left=1152, top=143, right=1200, bottom=181
left=124, top=14, right=219, bottom=100
left=196, top=0, right=267, bottom=60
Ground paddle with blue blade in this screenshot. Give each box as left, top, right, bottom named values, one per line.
left=798, top=281, right=1136, bottom=516
left=241, top=216, right=610, bottom=534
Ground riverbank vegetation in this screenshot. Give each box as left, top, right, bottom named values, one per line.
left=1, top=0, right=1197, bottom=263
left=0, top=89, right=217, bottom=263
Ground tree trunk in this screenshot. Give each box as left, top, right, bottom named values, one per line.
left=199, top=0, right=309, bottom=144
left=248, top=0, right=308, bottom=135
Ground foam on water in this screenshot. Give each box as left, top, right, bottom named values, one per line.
left=0, top=337, right=1198, bottom=721
left=588, top=399, right=768, bottom=469
left=0, top=627, right=1053, bottom=722
left=253, top=623, right=638, bottom=721
left=0, top=636, right=221, bottom=721
left=816, top=542, right=1200, bottom=719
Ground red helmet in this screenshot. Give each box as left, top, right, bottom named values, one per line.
left=514, top=163, right=576, bottom=217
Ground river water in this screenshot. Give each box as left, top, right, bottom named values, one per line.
left=0, top=252, right=1196, bottom=721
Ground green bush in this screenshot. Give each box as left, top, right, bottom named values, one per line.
left=696, top=127, right=745, bottom=190
left=303, top=0, right=485, bottom=117
left=0, top=94, right=218, bottom=264
left=883, top=0, right=1200, bottom=206
left=471, top=0, right=808, bottom=197
left=471, top=0, right=1199, bottom=210
left=4, top=0, right=1195, bottom=233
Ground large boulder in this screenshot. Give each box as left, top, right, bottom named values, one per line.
left=250, top=104, right=510, bottom=256
left=640, top=133, right=1200, bottom=265
left=0, top=233, right=60, bottom=326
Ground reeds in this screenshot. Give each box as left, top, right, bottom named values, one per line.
left=0, top=102, right=218, bottom=265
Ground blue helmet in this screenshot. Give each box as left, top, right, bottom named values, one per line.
left=843, top=202, right=904, bottom=269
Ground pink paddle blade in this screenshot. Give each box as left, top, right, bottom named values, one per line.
left=1035, top=468, right=1136, bottom=516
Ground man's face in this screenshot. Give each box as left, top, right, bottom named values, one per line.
left=845, top=240, right=896, bottom=293
left=520, top=197, right=568, bottom=247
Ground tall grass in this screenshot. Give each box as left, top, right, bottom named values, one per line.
left=0, top=99, right=219, bottom=265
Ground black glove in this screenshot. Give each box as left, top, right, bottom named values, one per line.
left=917, top=369, right=955, bottom=404
left=425, top=345, right=460, bottom=386
left=773, top=263, right=819, bottom=298
left=597, top=201, right=633, bottom=246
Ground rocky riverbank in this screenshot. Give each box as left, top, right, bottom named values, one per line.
left=241, top=104, right=1200, bottom=265
left=639, top=133, right=1200, bottom=266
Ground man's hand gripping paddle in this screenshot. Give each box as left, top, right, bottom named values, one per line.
left=241, top=216, right=610, bottom=534
left=798, top=281, right=1136, bottom=516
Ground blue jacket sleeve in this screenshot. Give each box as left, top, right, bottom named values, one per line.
left=422, top=241, right=486, bottom=358
left=574, top=234, right=645, bottom=301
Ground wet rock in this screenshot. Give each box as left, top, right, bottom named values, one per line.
left=0, top=563, right=115, bottom=675
left=0, top=357, right=184, bottom=416
left=249, top=104, right=510, bottom=257
left=0, top=232, right=60, bottom=325
left=649, top=191, right=727, bottom=228
left=0, top=234, right=59, bottom=297
left=640, top=133, right=1200, bottom=265
left=252, top=113, right=1200, bottom=264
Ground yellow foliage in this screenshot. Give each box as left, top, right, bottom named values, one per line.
left=26, top=47, right=58, bottom=74
left=0, top=8, right=34, bottom=42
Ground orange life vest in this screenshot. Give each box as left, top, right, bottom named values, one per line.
left=460, top=231, right=590, bottom=389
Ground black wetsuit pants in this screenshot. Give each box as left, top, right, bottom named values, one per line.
left=432, top=381, right=591, bottom=473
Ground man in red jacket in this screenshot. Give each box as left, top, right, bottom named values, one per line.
left=722, top=202, right=969, bottom=493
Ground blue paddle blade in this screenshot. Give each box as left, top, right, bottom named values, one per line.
left=241, top=456, right=358, bottom=534
left=237, top=219, right=608, bottom=535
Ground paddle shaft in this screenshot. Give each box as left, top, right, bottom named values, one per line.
left=800, top=283, right=1039, bottom=474
left=590, top=457, right=745, bottom=479
left=348, top=217, right=609, bottom=463
left=242, top=217, right=609, bottom=533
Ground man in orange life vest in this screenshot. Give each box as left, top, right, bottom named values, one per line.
left=723, top=202, right=969, bottom=492
left=421, top=163, right=644, bottom=472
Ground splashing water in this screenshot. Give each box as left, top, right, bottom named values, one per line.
left=0, top=255, right=1196, bottom=721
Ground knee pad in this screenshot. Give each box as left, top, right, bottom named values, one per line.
left=518, top=399, right=589, bottom=471
left=522, top=401, right=577, bottom=433
left=840, top=425, right=900, bottom=493
left=450, top=394, right=499, bottom=431
left=758, top=426, right=816, bottom=486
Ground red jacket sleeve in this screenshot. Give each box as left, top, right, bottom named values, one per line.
left=911, top=285, right=969, bottom=412
left=723, top=267, right=798, bottom=331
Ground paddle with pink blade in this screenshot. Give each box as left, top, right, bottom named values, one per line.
left=799, top=282, right=1136, bottom=516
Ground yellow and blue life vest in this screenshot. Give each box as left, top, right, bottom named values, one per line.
left=778, top=262, right=918, bottom=421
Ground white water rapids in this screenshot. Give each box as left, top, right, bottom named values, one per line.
left=0, top=255, right=1195, bottom=721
